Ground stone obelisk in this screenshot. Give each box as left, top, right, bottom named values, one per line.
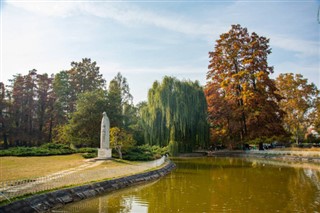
left=98, top=112, right=112, bottom=159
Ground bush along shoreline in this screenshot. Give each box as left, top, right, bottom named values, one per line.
left=0, top=143, right=168, bottom=161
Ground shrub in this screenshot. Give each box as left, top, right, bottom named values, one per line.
left=0, top=143, right=75, bottom=156
left=122, top=145, right=168, bottom=161
left=82, top=152, right=97, bottom=159
left=77, top=147, right=97, bottom=154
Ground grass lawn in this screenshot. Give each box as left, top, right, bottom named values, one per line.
left=0, top=154, right=86, bottom=181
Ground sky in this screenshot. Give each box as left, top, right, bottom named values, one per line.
left=1, top=0, right=319, bottom=104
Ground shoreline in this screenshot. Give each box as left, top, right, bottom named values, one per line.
left=208, top=150, right=320, bottom=164
left=179, top=150, right=320, bottom=164
left=0, top=161, right=176, bottom=213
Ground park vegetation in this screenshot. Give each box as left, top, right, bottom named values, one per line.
left=0, top=24, right=319, bottom=158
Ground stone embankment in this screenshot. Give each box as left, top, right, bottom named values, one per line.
left=208, top=150, right=320, bottom=163
left=0, top=161, right=175, bottom=213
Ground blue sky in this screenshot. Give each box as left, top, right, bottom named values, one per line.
left=1, top=0, right=319, bottom=104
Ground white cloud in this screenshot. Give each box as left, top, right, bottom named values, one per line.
left=7, top=0, right=317, bottom=59
left=2, top=0, right=319, bottom=93
left=5, top=0, right=76, bottom=17
left=99, top=60, right=205, bottom=76
left=224, top=1, right=319, bottom=58
left=273, top=61, right=320, bottom=87
left=266, top=34, right=319, bottom=58
left=5, top=1, right=219, bottom=37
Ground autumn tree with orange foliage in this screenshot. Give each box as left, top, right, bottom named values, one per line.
left=205, top=25, right=286, bottom=148
left=275, top=73, right=319, bottom=144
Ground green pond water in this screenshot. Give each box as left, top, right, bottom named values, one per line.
left=59, top=157, right=320, bottom=212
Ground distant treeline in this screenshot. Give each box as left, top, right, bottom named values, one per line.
left=0, top=58, right=209, bottom=153
left=0, top=58, right=137, bottom=148
left=1, top=25, right=319, bottom=152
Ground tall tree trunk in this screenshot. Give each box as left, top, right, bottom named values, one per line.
left=118, top=148, right=122, bottom=159
left=3, top=133, right=8, bottom=149
left=48, top=115, right=53, bottom=142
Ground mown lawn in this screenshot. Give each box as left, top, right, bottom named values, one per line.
left=0, top=154, right=86, bottom=181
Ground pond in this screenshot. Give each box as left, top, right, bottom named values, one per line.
left=59, top=157, right=320, bottom=212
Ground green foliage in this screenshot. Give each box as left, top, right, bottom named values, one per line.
left=110, top=127, right=136, bottom=159
left=40, top=143, right=70, bottom=150
left=168, top=140, right=179, bottom=156
left=275, top=73, right=319, bottom=144
left=61, top=90, right=108, bottom=147
left=81, top=152, right=97, bottom=159
left=107, top=72, right=133, bottom=128
left=0, top=143, right=99, bottom=157
left=0, top=143, right=75, bottom=156
left=52, top=72, right=137, bottom=148
left=141, top=76, right=209, bottom=152
left=77, top=147, right=97, bottom=153
left=122, top=145, right=168, bottom=161
left=53, top=58, right=106, bottom=117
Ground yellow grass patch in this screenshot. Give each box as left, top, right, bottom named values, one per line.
left=0, top=154, right=86, bottom=181
left=276, top=147, right=320, bottom=152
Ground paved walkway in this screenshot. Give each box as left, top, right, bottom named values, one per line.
left=0, top=157, right=166, bottom=202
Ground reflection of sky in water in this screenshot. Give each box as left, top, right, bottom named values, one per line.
left=60, top=157, right=320, bottom=212
left=124, top=197, right=148, bottom=213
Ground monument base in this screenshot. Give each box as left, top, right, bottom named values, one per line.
left=97, top=148, right=112, bottom=159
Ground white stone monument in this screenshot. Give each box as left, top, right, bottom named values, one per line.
left=98, top=112, right=112, bottom=159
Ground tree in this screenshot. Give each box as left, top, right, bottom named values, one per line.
left=314, top=100, right=320, bottom=131
left=53, top=72, right=136, bottom=147
left=107, top=72, right=133, bottom=128
left=4, top=70, right=56, bottom=146
left=0, top=82, right=9, bottom=148
left=205, top=24, right=285, bottom=147
left=55, top=90, right=108, bottom=147
left=35, top=73, right=54, bottom=142
left=129, top=102, right=146, bottom=145
left=110, top=127, right=136, bottom=159
left=69, top=58, right=105, bottom=94
left=53, top=58, right=106, bottom=118
left=141, top=76, right=209, bottom=152
left=8, top=71, right=38, bottom=146
left=275, top=73, right=319, bottom=143
left=52, top=71, right=71, bottom=123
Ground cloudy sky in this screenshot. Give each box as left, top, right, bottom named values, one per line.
left=1, top=0, right=319, bottom=103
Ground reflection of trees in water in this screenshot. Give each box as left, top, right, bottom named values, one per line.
left=303, top=168, right=320, bottom=209
left=283, top=168, right=320, bottom=212
left=60, top=158, right=320, bottom=212
left=61, top=190, right=134, bottom=212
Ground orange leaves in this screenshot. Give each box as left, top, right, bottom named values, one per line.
left=205, top=24, right=286, bottom=143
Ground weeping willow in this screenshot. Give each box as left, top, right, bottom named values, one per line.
left=141, top=76, right=209, bottom=152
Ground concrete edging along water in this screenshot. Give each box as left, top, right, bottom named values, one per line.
left=208, top=150, right=320, bottom=164
left=0, top=161, right=176, bottom=213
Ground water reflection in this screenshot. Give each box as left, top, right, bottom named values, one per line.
left=59, top=157, right=320, bottom=213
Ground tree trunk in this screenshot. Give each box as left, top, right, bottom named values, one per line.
left=3, top=133, right=8, bottom=149
left=48, top=115, right=53, bottom=142
left=118, top=149, right=122, bottom=159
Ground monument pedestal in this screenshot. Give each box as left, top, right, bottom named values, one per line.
left=98, top=148, right=112, bottom=159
